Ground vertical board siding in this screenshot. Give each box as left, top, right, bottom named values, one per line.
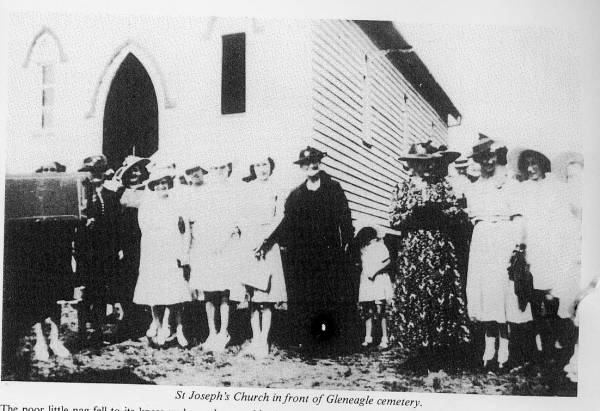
left=311, top=20, right=450, bottom=229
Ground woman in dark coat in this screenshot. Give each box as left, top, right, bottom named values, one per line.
left=260, top=146, right=355, bottom=350
left=389, top=142, right=470, bottom=365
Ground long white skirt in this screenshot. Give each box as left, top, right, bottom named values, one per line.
left=467, top=220, right=532, bottom=323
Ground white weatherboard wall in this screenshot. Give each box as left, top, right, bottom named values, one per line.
left=310, top=20, right=450, bottom=229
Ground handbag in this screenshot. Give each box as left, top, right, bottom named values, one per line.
left=507, top=244, right=533, bottom=312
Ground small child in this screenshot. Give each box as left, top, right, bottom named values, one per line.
left=355, top=227, right=394, bottom=349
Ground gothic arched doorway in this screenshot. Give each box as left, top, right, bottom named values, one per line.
left=103, top=53, right=158, bottom=170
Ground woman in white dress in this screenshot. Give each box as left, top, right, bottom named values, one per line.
left=133, top=166, right=191, bottom=347
left=465, top=137, right=532, bottom=370
left=551, top=151, right=584, bottom=377
left=239, top=157, right=288, bottom=358
left=188, top=160, right=245, bottom=352
left=509, top=148, right=565, bottom=360
left=550, top=151, right=583, bottom=321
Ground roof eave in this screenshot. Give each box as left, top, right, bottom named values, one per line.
left=353, top=20, right=461, bottom=125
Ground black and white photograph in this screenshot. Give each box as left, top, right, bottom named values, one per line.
left=1, top=1, right=599, bottom=406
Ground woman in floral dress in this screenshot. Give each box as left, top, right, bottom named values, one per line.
left=389, top=142, right=470, bottom=360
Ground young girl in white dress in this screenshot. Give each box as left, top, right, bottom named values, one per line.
left=133, top=166, right=191, bottom=347
left=239, top=157, right=287, bottom=358
left=355, top=226, right=393, bottom=349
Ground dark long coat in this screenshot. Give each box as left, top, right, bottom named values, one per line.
left=272, top=171, right=355, bottom=346
left=78, top=186, right=122, bottom=304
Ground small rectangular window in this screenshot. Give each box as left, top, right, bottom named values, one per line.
left=221, top=32, right=246, bottom=114
left=42, top=65, right=55, bottom=85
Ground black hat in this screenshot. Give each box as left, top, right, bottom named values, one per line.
left=78, top=155, right=108, bottom=173
left=398, top=141, right=442, bottom=162
left=437, top=144, right=461, bottom=164
left=294, top=146, right=327, bottom=165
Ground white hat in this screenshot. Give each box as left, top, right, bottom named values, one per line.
left=146, top=165, right=176, bottom=191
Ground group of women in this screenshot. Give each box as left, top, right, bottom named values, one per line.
left=112, top=153, right=287, bottom=358
left=74, top=135, right=585, bottom=376
left=389, top=135, right=584, bottom=374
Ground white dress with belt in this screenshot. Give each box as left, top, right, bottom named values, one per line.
left=465, top=175, right=532, bottom=323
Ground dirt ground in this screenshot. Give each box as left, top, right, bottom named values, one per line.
left=2, top=304, right=577, bottom=396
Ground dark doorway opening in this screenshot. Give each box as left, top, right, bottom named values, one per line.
left=103, top=53, right=158, bottom=170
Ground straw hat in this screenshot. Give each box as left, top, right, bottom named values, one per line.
left=114, top=155, right=150, bottom=183
left=552, top=151, right=583, bottom=183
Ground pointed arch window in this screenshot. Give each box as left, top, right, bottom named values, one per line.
left=24, top=28, right=65, bottom=135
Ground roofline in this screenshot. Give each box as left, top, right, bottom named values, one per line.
left=353, top=20, right=461, bottom=125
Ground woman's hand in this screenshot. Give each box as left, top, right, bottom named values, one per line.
left=254, top=240, right=269, bottom=260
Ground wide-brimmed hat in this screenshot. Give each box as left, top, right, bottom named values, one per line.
left=146, top=165, right=176, bottom=191
left=508, top=147, right=551, bottom=176
left=78, top=155, right=108, bottom=173
left=114, top=155, right=151, bottom=182
left=294, top=146, right=327, bottom=165
left=469, top=134, right=508, bottom=163
left=552, top=151, right=583, bottom=183
left=398, top=141, right=442, bottom=162
left=437, top=145, right=461, bottom=164
left=469, top=134, right=494, bottom=157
